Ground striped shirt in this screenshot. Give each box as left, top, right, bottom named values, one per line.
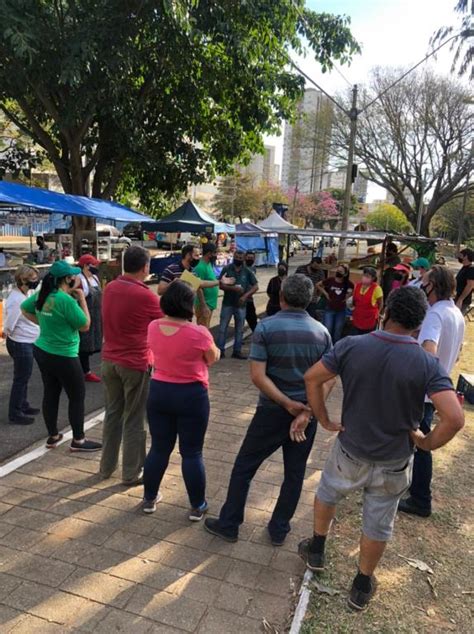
left=250, top=309, right=332, bottom=405
left=160, top=261, right=185, bottom=284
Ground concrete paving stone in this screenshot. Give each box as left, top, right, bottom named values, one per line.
left=0, top=572, right=22, bottom=601
left=246, top=589, right=291, bottom=624
left=95, top=492, right=144, bottom=513
left=108, top=558, right=185, bottom=593
left=125, top=585, right=207, bottom=631
left=0, top=545, right=23, bottom=566
left=270, top=548, right=306, bottom=575
left=1, top=506, right=60, bottom=532
left=112, top=513, right=162, bottom=538
left=0, top=604, right=25, bottom=633
left=47, top=497, right=92, bottom=518
left=196, top=607, right=261, bottom=634
left=48, top=539, right=126, bottom=572
left=17, top=464, right=90, bottom=486
left=69, top=504, right=130, bottom=527
left=0, top=484, right=13, bottom=498
left=0, top=527, right=45, bottom=551
left=224, top=560, right=262, bottom=589
left=60, top=567, right=137, bottom=609
left=214, top=582, right=254, bottom=615
left=92, top=607, right=155, bottom=634
left=3, top=580, right=107, bottom=628
left=255, top=566, right=300, bottom=598
left=154, top=524, right=215, bottom=551
left=161, top=545, right=232, bottom=580
left=173, top=571, right=222, bottom=605
left=0, top=501, right=13, bottom=515
left=8, top=614, right=68, bottom=633
left=0, top=521, right=14, bottom=539
left=229, top=540, right=274, bottom=566
left=2, top=551, right=76, bottom=587
left=48, top=516, right=115, bottom=546
left=8, top=490, right=56, bottom=511
left=103, top=530, right=162, bottom=558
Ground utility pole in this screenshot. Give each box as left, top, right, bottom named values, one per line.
left=457, top=138, right=474, bottom=248
left=416, top=178, right=424, bottom=235
left=338, top=84, right=358, bottom=261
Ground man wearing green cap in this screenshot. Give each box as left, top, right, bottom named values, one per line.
left=408, top=258, right=430, bottom=288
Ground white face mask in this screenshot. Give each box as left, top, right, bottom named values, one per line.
left=412, top=270, right=420, bottom=279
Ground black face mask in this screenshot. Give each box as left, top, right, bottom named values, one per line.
left=393, top=272, right=404, bottom=281
left=458, top=256, right=464, bottom=264
left=210, top=256, right=217, bottom=264
left=245, top=259, right=255, bottom=266
left=190, top=258, right=200, bottom=268
left=26, top=280, right=39, bottom=290
left=233, top=258, right=243, bottom=267
left=278, top=268, right=287, bottom=276
left=89, top=266, right=99, bottom=276
left=421, top=283, right=432, bottom=297
left=335, top=272, right=344, bottom=279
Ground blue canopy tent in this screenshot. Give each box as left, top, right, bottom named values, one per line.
left=0, top=180, right=154, bottom=223
left=143, top=199, right=234, bottom=234
left=235, top=222, right=279, bottom=266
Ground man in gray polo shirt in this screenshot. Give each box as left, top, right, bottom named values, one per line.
left=299, top=286, right=464, bottom=611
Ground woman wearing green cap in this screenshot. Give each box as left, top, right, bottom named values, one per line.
left=21, top=260, right=102, bottom=452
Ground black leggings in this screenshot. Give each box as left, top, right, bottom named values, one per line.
left=33, top=346, right=85, bottom=440
left=79, top=351, right=91, bottom=374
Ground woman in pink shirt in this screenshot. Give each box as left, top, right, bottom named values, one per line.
left=143, top=280, right=220, bottom=520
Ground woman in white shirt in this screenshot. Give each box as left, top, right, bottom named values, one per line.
left=4, top=265, right=40, bottom=425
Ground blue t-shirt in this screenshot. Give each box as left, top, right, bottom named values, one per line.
left=322, top=331, right=454, bottom=462
left=250, top=309, right=332, bottom=405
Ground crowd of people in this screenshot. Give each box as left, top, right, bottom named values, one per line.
left=1, top=241, right=472, bottom=611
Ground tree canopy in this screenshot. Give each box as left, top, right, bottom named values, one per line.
left=333, top=68, right=474, bottom=235
left=366, top=202, right=413, bottom=233
left=432, top=0, right=473, bottom=80
left=0, top=0, right=359, bottom=210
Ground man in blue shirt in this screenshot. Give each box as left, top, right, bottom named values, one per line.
left=205, top=274, right=332, bottom=546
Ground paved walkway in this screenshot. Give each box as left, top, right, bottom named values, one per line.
left=0, top=346, right=341, bottom=633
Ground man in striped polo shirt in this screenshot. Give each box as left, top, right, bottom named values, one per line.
left=205, top=274, right=332, bottom=546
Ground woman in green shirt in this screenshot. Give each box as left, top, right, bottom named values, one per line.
left=21, top=260, right=102, bottom=452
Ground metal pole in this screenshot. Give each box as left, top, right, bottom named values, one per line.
left=338, top=84, right=358, bottom=261
left=416, top=178, right=424, bottom=235
left=457, top=139, right=474, bottom=248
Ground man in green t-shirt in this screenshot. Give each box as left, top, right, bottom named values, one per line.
left=193, top=243, right=235, bottom=328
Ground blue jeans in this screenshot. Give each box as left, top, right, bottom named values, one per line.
left=409, top=403, right=435, bottom=510
left=144, top=380, right=210, bottom=508
left=323, top=309, right=347, bottom=342
left=6, top=338, right=34, bottom=420
left=218, top=403, right=317, bottom=540
left=217, top=305, right=246, bottom=353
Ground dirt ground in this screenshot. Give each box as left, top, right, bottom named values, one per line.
left=300, top=320, right=474, bottom=634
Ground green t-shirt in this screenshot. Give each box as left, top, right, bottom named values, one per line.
left=21, top=289, right=88, bottom=357
left=193, top=260, right=219, bottom=310
left=219, top=263, right=258, bottom=307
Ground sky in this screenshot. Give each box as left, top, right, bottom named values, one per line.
left=266, top=0, right=464, bottom=201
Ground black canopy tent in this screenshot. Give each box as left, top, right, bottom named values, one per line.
left=143, top=199, right=234, bottom=234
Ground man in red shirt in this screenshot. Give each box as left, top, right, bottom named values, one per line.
left=100, top=246, right=163, bottom=485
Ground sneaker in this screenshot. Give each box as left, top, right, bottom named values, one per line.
left=9, top=415, right=35, bottom=426
left=268, top=530, right=286, bottom=547
left=231, top=351, right=247, bottom=360
left=398, top=497, right=431, bottom=518
left=142, top=492, right=163, bottom=514
left=204, top=517, right=238, bottom=542
left=46, top=433, right=64, bottom=448
left=70, top=439, right=102, bottom=452
left=348, top=575, right=377, bottom=611
left=85, top=372, right=101, bottom=383
left=22, top=407, right=40, bottom=416
left=219, top=350, right=226, bottom=359
left=298, top=538, right=326, bottom=572
left=189, top=502, right=209, bottom=522
left=122, top=470, right=144, bottom=487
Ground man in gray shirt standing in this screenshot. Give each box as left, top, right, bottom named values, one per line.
left=300, top=286, right=464, bottom=611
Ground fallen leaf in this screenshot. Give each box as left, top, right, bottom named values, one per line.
left=461, top=591, right=474, bottom=595
left=426, top=608, right=436, bottom=617
left=262, top=618, right=279, bottom=633
left=397, top=554, right=434, bottom=574
left=427, top=576, right=438, bottom=598
left=311, top=580, right=340, bottom=596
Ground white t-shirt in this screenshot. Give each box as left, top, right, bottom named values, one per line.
left=79, top=273, right=99, bottom=298
left=4, top=288, right=40, bottom=343
left=418, top=299, right=465, bottom=375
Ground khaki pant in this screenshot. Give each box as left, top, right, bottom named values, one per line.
left=99, top=361, right=150, bottom=482
left=195, top=304, right=213, bottom=328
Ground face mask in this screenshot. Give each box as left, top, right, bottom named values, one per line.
left=233, top=258, right=243, bottom=267
left=245, top=259, right=255, bottom=265
left=421, top=283, right=432, bottom=297
left=210, top=256, right=217, bottom=264
left=26, top=280, right=39, bottom=290
left=335, top=272, right=344, bottom=279
left=458, top=256, right=464, bottom=264
left=89, top=266, right=99, bottom=276
left=412, top=270, right=420, bottom=279
left=190, top=258, right=200, bottom=267
left=393, top=272, right=403, bottom=281
left=278, top=267, right=287, bottom=276
left=68, top=278, right=76, bottom=289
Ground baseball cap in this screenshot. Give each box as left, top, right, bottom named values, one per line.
left=49, top=260, right=81, bottom=279
left=410, top=257, right=430, bottom=270
left=393, top=263, right=411, bottom=272
left=78, top=254, right=100, bottom=267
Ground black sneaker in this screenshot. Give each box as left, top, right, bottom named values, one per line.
left=46, top=433, right=64, bottom=448
left=204, top=517, right=238, bottom=542
left=298, top=538, right=325, bottom=572
left=9, top=415, right=35, bottom=426
left=70, top=439, right=102, bottom=452
left=189, top=502, right=209, bottom=522
left=398, top=497, right=431, bottom=518
left=348, top=575, right=377, bottom=611
left=220, top=350, right=226, bottom=359
left=22, top=407, right=40, bottom=416
left=142, top=492, right=163, bottom=514
left=231, top=351, right=247, bottom=360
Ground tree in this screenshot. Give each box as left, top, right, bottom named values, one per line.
left=0, top=1, right=359, bottom=251
left=333, top=69, right=474, bottom=235
left=327, top=187, right=358, bottom=215
left=366, top=203, right=413, bottom=233
left=432, top=0, right=473, bottom=80
left=431, top=194, right=474, bottom=243
left=0, top=110, right=43, bottom=180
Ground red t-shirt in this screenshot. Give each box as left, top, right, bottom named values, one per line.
left=148, top=320, right=214, bottom=388
left=323, top=277, right=354, bottom=311
left=102, top=276, right=163, bottom=372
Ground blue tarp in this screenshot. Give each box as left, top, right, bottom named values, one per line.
left=236, top=235, right=279, bottom=265
left=0, top=181, right=154, bottom=223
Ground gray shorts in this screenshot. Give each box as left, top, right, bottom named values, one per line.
left=317, top=439, right=413, bottom=541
